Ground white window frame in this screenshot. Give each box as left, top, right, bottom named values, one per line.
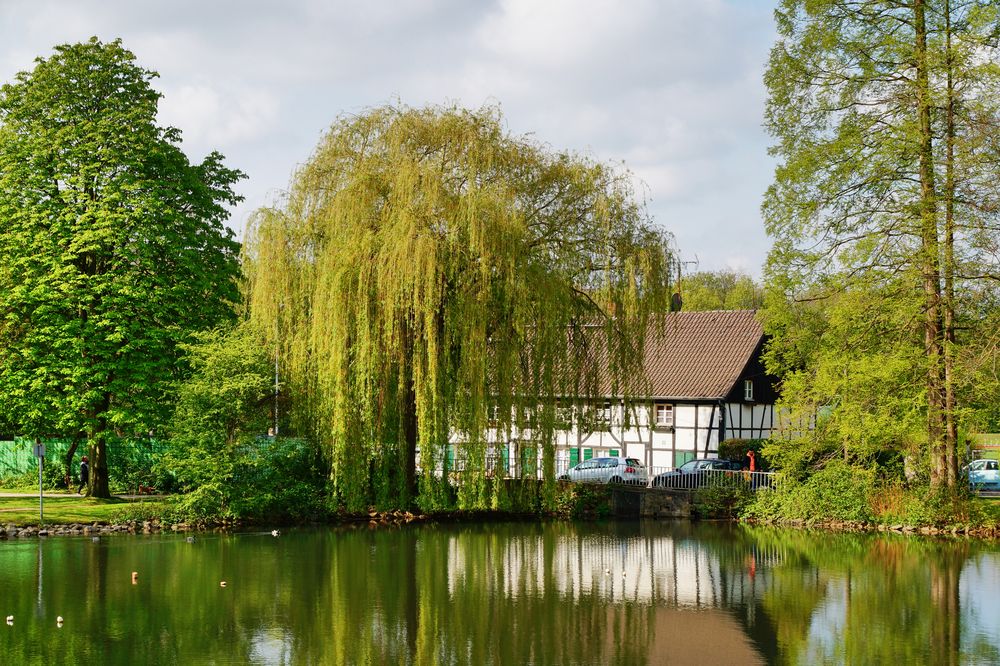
left=653, top=402, right=673, bottom=428
left=744, top=379, right=754, bottom=402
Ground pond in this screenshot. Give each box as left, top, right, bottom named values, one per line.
left=1, top=520, right=999, bottom=664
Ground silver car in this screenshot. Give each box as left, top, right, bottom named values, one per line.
left=560, top=457, right=648, bottom=486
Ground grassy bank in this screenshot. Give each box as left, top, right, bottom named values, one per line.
left=0, top=495, right=164, bottom=526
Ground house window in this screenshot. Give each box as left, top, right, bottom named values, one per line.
left=487, top=403, right=500, bottom=424
left=555, top=401, right=573, bottom=428
left=744, top=379, right=754, bottom=402
left=595, top=400, right=612, bottom=424
left=653, top=403, right=673, bottom=428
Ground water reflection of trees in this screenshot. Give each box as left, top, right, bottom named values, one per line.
left=0, top=525, right=998, bottom=664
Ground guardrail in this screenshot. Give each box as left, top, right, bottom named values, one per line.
left=417, top=454, right=777, bottom=491
left=648, top=468, right=776, bottom=491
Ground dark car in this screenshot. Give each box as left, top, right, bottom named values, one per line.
left=651, top=458, right=743, bottom=489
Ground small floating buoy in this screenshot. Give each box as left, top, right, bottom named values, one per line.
left=131, top=571, right=138, bottom=585
left=91, top=536, right=100, bottom=543
left=271, top=530, right=280, bottom=537
left=5, top=615, right=12, bottom=625
left=604, top=568, right=611, bottom=575
left=56, top=616, right=64, bottom=627
left=220, top=581, right=227, bottom=588
left=186, top=536, right=195, bottom=543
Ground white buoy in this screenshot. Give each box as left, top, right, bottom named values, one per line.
left=186, top=536, right=195, bottom=543
left=220, top=581, right=227, bottom=587
left=271, top=530, right=280, bottom=537
left=56, top=616, right=64, bottom=626
left=5, top=615, right=12, bottom=625
left=604, top=568, right=611, bottom=575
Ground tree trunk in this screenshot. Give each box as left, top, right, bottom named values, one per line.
left=400, top=324, right=418, bottom=507
left=914, top=0, right=947, bottom=487
left=88, top=394, right=112, bottom=498
left=942, top=0, right=959, bottom=487
left=63, top=431, right=84, bottom=489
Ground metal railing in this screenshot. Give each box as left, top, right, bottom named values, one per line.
left=648, top=468, right=777, bottom=491
left=416, top=452, right=777, bottom=491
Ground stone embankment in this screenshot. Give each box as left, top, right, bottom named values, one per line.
left=748, top=518, right=1000, bottom=539
left=1, top=511, right=435, bottom=540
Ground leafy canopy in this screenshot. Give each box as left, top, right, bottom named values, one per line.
left=245, top=104, right=673, bottom=511
left=0, top=38, right=244, bottom=494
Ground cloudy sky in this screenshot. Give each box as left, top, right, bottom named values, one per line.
left=0, top=0, right=778, bottom=274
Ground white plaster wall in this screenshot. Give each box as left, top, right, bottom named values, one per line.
left=674, top=404, right=696, bottom=428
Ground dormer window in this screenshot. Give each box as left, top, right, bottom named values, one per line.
left=744, top=379, right=754, bottom=402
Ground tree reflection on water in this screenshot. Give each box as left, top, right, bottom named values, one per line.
left=0, top=522, right=998, bottom=664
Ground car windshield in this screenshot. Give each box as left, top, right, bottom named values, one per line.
left=679, top=460, right=699, bottom=472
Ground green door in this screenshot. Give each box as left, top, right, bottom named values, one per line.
left=675, top=450, right=695, bottom=467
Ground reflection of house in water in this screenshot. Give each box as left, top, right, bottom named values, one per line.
left=446, top=524, right=783, bottom=607
left=442, top=524, right=784, bottom=663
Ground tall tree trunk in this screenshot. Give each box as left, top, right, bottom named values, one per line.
left=914, top=0, right=947, bottom=487
left=942, top=0, right=959, bottom=487
left=88, top=393, right=112, bottom=498
left=400, top=323, right=418, bottom=508
left=63, top=431, right=84, bottom=489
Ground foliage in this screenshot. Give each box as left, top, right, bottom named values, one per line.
left=680, top=270, right=763, bottom=311
left=0, top=38, right=244, bottom=497
left=763, top=0, right=1000, bottom=487
left=743, top=461, right=876, bottom=523
left=693, top=476, right=755, bottom=519
left=761, top=283, right=928, bottom=480
left=551, top=482, right=613, bottom=518
left=160, top=325, right=327, bottom=523
left=244, top=104, right=674, bottom=513
left=718, top=438, right=768, bottom=468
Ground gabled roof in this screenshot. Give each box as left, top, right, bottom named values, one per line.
left=643, top=310, right=763, bottom=400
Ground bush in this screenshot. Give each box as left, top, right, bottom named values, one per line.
left=693, top=476, right=755, bottom=518
left=160, top=436, right=329, bottom=524
left=743, top=461, right=875, bottom=522
left=718, top=438, right=768, bottom=470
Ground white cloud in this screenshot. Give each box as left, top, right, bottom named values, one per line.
left=158, top=83, right=279, bottom=151
left=0, top=0, right=779, bottom=274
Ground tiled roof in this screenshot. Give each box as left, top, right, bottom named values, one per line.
left=642, top=310, right=763, bottom=399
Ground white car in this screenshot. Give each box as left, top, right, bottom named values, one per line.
left=965, top=459, right=1000, bottom=491
left=559, top=457, right=648, bottom=486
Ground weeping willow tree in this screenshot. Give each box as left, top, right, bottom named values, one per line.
left=244, top=105, right=673, bottom=511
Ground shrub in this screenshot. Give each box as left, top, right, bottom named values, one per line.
left=743, top=461, right=875, bottom=522
left=693, top=476, right=755, bottom=518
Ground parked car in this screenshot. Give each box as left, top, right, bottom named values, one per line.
left=965, top=459, right=1000, bottom=491
left=558, top=457, right=648, bottom=486
left=651, top=458, right=743, bottom=489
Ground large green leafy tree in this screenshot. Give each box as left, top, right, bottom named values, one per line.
left=245, top=105, right=673, bottom=512
left=0, top=39, right=243, bottom=497
left=763, top=1, right=1000, bottom=486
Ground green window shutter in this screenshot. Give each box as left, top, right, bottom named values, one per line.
left=569, top=448, right=580, bottom=467
left=583, top=448, right=593, bottom=460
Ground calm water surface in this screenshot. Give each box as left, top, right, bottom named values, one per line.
left=1, top=520, right=999, bottom=664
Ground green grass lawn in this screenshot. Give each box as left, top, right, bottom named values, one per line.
left=0, top=495, right=163, bottom=526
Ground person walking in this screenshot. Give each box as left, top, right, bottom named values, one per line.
left=78, top=455, right=89, bottom=495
